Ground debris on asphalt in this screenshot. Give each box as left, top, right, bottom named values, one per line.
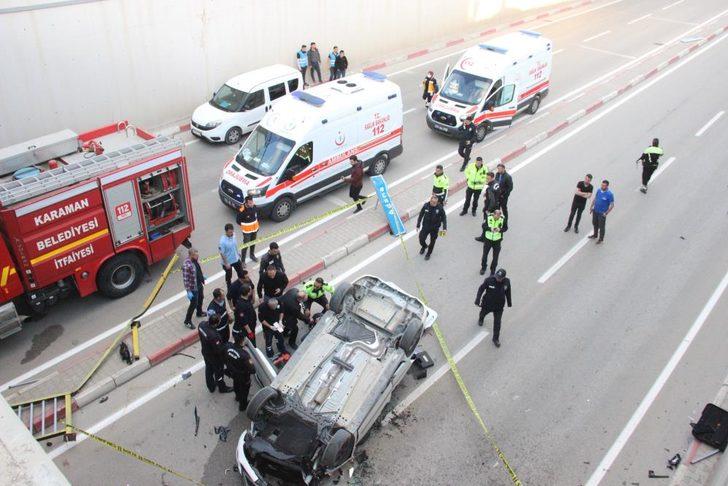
left=194, top=406, right=200, bottom=437
left=648, top=469, right=669, bottom=478
left=99, top=396, right=108, bottom=404
left=119, top=341, right=132, bottom=365
left=213, top=425, right=231, bottom=442
left=667, top=452, right=681, bottom=469
left=174, top=352, right=196, bottom=359
left=181, top=371, right=192, bottom=380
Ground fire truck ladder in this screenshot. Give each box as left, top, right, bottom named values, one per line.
left=11, top=393, right=75, bottom=441
left=0, top=136, right=183, bottom=208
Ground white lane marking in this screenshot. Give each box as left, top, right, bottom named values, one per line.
left=650, top=15, right=696, bottom=26
left=579, top=44, right=637, bottom=60
left=695, top=110, right=725, bottom=137
left=184, top=139, right=200, bottom=146
left=585, top=267, right=728, bottom=486
left=552, top=49, right=565, bottom=55
left=635, top=156, right=677, bottom=190
left=627, top=13, right=652, bottom=25
left=49, top=360, right=206, bottom=458
left=538, top=238, right=590, bottom=284
left=403, top=107, right=418, bottom=115
left=527, top=111, right=551, bottom=125
left=583, top=30, right=611, bottom=43
left=567, top=92, right=586, bottom=103
left=481, top=133, right=507, bottom=147
left=382, top=331, right=490, bottom=424
left=662, top=0, right=684, bottom=10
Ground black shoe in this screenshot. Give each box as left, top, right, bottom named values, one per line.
left=218, top=384, right=234, bottom=394
left=478, top=320, right=483, bottom=327
left=596, top=239, right=603, bottom=244
left=574, top=227, right=579, bottom=234
left=563, top=226, right=570, bottom=232
left=266, top=347, right=274, bottom=358
left=250, top=255, right=258, bottom=262
left=419, top=247, right=426, bottom=255
left=238, top=403, right=246, bottom=412
left=207, top=386, right=215, bottom=393
left=460, top=210, right=467, bottom=216
left=361, top=199, right=367, bottom=206
left=472, top=211, right=476, bottom=217
left=425, top=254, right=431, bottom=261
left=184, top=321, right=195, bottom=329
left=353, top=207, right=363, bottom=214
left=479, top=268, right=486, bottom=275
left=493, top=339, right=500, bottom=348
left=196, top=312, right=206, bottom=318
left=459, top=164, right=466, bottom=172
left=588, top=234, right=598, bottom=239
left=288, top=342, right=298, bottom=350
left=640, top=186, right=647, bottom=194
left=474, top=236, right=485, bottom=242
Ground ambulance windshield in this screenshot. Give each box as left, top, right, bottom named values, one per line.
left=440, top=70, right=492, bottom=106
left=236, top=126, right=295, bottom=176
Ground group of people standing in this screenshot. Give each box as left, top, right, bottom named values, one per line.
left=296, top=43, right=348, bottom=86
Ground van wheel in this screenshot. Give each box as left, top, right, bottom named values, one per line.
left=475, top=124, right=488, bottom=143
left=527, top=96, right=541, bottom=115
left=367, top=154, right=389, bottom=176
left=270, top=196, right=295, bottom=222
left=97, top=253, right=144, bottom=299
left=224, top=127, right=243, bottom=145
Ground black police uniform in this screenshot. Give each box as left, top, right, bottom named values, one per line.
left=458, top=123, right=477, bottom=170
left=475, top=275, right=512, bottom=345
left=198, top=320, right=229, bottom=393
left=482, top=180, right=499, bottom=218
left=280, top=289, right=309, bottom=348
left=258, top=300, right=286, bottom=357
left=232, top=297, right=257, bottom=347
left=223, top=342, right=256, bottom=410
left=207, top=299, right=230, bottom=343
left=495, top=171, right=513, bottom=225
left=416, top=202, right=447, bottom=258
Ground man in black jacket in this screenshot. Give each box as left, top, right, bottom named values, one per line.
left=206, top=288, right=231, bottom=343
left=231, top=284, right=257, bottom=347
left=258, top=298, right=285, bottom=357
left=495, top=163, right=513, bottom=227
left=416, top=194, right=447, bottom=260
left=224, top=335, right=256, bottom=410
left=474, top=268, right=512, bottom=348
left=458, top=116, right=477, bottom=171
left=258, top=242, right=285, bottom=277
left=257, top=264, right=288, bottom=299
left=280, top=288, right=311, bottom=349
left=482, top=172, right=499, bottom=218
left=198, top=315, right=233, bottom=392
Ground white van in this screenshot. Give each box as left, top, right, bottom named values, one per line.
left=426, top=30, right=552, bottom=142
left=191, top=64, right=302, bottom=144
left=218, top=72, right=403, bottom=221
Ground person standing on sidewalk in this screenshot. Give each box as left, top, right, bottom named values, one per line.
left=308, top=42, right=323, bottom=84
left=296, top=44, right=309, bottom=86
left=198, top=314, right=232, bottom=393
left=477, top=209, right=506, bottom=275
left=328, top=46, right=339, bottom=81
left=416, top=194, right=447, bottom=261
left=637, top=138, right=663, bottom=194
left=422, top=71, right=439, bottom=107
left=237, top=196, right=259, bottom=264
left=303, top=277, right=334, bottom=313
left=342, top=155, right=365, bottom=213
left=231, top=284, right=257, bottom=347
left=182, top=248, right=205, bottom=329
left=220, top=224, right=244, bottom=292
left=589, top=180, right=614, bottom=244
left=258, top=242, right=284, bottom=277
left=458, top=116, right=477, bottom=171
left=207, top=288, right=231, bottom=343
left=495, top=163, right=513, bottom=227
left=223, top=334, right=256, bottom=411
left=461, top=156, right=487, bottom=216
left=432, top=164, right=449, bottom=204
left=335, top=50, right=348, bottom=79
left=474, top=268, right=512, bottom=348
left=564, top=174, right=593, bottom=234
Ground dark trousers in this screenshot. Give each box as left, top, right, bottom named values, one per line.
left=263, top=327, right=286, bottom=355
left=423, top=93, right=434, bottom=103
left=479, top=307, right=503, bottom=341
left=300, top=67, right=307, bottom=84
left=202, top=352, right=224, bottom=392
left=458, top=142, right=473, bottom=168
left=240, top=232, right=257, bottom=262
left=350, top=185, right=363, bottom=210
left=592, top=212, right=607, bottom=240
left=304, top=295, right=328, bottom=312
left=283, top=315, right=300, bottom=347
left=463, top=187, right=482, bottom=214
left=418, top=228, right=439, bottom=256
left=215, top=324, right=230, bottom=344
left=500, top=195, right=509, bottom=227
left=335, top=68, right=346, bottom=79
left=329, top=67, right=336, bottom=81
left=223, top=261, right=244, bottom=291
left=184, top=286, right=204, bottom=324
left=567, top=202, right=586, bottom=229
left=642, top=165, right=657, bottom=186
left=231, top=373, right=251, bottom=409
left=310, top=63, right=322, bottom=83
left=232, top=321, right=256, bottom=347
left=481, top=239, right=502, bottom=274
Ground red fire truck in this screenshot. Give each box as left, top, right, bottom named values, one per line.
left=0, top=122, right=194, bottom=338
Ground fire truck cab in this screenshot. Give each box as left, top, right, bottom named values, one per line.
left=0, top=122, right=194, bottom=338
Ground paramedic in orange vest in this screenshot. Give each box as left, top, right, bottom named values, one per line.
left=236, top=196, right=259, bottom=263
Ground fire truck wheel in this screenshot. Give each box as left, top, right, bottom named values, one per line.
left=475, top=123, right=488, bottom=143
left=270, top=196, right=295, bottom=222
left=527, top=95, right=541, bottom=115
left=224, top=127, right=243, bottom=145
left=97, top=253, right=144, bottom=298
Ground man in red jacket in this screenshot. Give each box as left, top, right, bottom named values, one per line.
left=342, top=155, right=366, bottom=213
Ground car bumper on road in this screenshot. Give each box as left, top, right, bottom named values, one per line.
left=426, top=114, right=460, bottom=137
left=190, top=123, right=224, bottom=142
left=237, top=431, right=266, bottom=485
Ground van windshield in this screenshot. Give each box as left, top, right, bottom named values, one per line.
left=236, top=126, right=295, bottom=177
left=440, top=70, right=492, bottom=106
left=210, top=84, right=247, bottom=112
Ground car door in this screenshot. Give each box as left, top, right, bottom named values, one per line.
left=277, top=141, right=319, bottom=201
left=266, top=81, right=287, bottom=112
left=240, top=88, right=266, bottom=133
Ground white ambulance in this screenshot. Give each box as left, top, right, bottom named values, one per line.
left=218, top=72, right=403, bottom=221
left=426, top=30, right=552, bottom=142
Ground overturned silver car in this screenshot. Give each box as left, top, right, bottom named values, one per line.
left=237, top=275, right=437, bottom=485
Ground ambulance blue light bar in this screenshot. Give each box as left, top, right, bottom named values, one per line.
left=479, top=44, right=508, bottom=54
left=520, top=29, right=542, bottom=37
left=362, top=71, right=387, bottom=82
left=291, top=91, right=326, bottom=107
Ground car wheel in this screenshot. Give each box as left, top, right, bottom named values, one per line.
left=270, top=196, right=295, bottom=222
left=527, top=95, right=541, bottom=115
left=397, top=319, right=423, bottom=357
left=329, top=282, right=353, bottom=314
left=320, top=429, right=355, bottom=469
left=367, top=153, right=389, bottom=176
left=97, top=253, right=144, bottom=299
left=225, top=127, right=243, bottom=145
left=475, top=124, right=488, bottom=143
left=246, top=386, right=279, bottom=421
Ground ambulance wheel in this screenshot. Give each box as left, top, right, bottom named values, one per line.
left=527, top=95, right=541, bottom=115
left=270, top=196, right=295, bottom=222
left=224, top=127, right=243, bottom=145
left=367, top=154, right=389, bottom=176
left=97, top=253, right=144, bottom=299
left=475, top=124, right=488, bottom=143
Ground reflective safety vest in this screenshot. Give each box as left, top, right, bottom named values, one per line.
left=465, top=163, right=488, bottom=190
left=303, top=281, right=334, bottom=299
left=237, top=206, right=260, bottom=233
left=328, top=52, right=337, bottom=67
left=433, top=173, right=449, bottom=191
left=642, top=146, right=663, bottom=167
left=297, top=51, right=308, bottom=69
left=485, top=215, right=504, bottom=241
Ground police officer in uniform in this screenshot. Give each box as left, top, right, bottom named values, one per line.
left=481, top=172, right=499, bottom=218
left=237, top=196, right=259, bottom=263
left=461, top=156, right=488, bottom=216
left=303, top=277, right=335, bottom=313
left=475, top=268, right=512, bottom=348
left=637, top=138, right=664, bottom=193
left=458, top=116, right=477, bottom=171
left=206, top=288, right=231, bottom=343
left=476, top=209, right=506, bottom=275
left=416, top=194, right=447, bottom=261
left=224, top=335, right=256, bottom=411
left=495, top=163, right=513, bottom=227
left=232, top=284, right=257, bottom=347
left=432, top=164, right=449, bottom=204
left=198, top=315, right=233, bottom=393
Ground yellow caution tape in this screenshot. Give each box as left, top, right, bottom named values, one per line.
left=397, top=235, right=522, bottom=486
left=70, top=425, right=204, bottom=485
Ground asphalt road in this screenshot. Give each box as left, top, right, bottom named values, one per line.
left=7, top=0, right=728, bottom=484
